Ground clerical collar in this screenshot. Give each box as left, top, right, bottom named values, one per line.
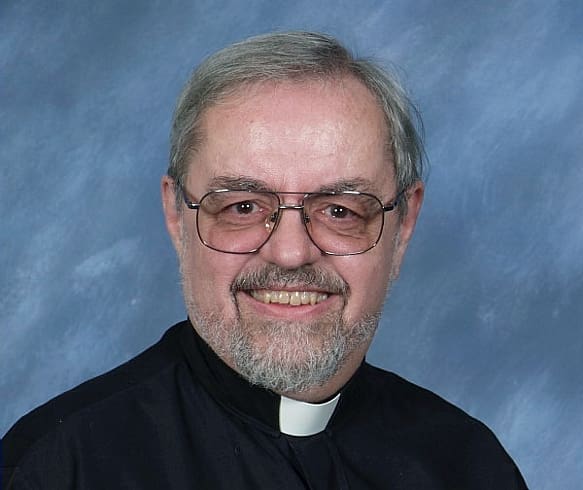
left=279, top=394, right=340, bottom=436
left=179, top=319, right=357, bottom=437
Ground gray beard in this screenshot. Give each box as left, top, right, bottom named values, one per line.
left=188, top=305, right=380, bottom=394
left=178, top=224, right=389, bottom=395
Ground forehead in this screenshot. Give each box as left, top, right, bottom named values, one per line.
left=187, top=77, right=394, bottom=194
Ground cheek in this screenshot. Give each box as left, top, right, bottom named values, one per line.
left=340, top=253, right=393, bottom=320
left=183, top=244, right=246, bottom=311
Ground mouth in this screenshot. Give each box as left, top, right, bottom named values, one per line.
left=249, top=289, right=329, bottom=306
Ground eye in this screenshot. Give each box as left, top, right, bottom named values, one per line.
left=219, top=197, right=272, bottom=223
left=327, top=204, right=355, bottom=219
left=232, top=201, right=258, bottom=214
left=307, top=194, right=379, bottom=235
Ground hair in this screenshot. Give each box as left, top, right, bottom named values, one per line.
left=168, top=31, right=425, bottom=214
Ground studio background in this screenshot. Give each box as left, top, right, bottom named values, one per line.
left=1, top=1, right=581, bottom=488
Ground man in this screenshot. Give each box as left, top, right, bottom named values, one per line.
left=2, top=31, right=527, bottom=488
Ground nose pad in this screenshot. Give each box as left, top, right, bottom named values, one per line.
left=266, top=209, right=310, bottom=234
left=265, top=211, right=279, bottom=231
left=260, top=206, right=320, bottom=266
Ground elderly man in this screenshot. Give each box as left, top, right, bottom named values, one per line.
left=2, top=32, right=527, bottom=489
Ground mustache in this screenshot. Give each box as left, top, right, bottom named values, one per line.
left=231, top=264, right=349, bottom=296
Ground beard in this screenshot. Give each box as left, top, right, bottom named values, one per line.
left=182, top=262, right=381, bottom=395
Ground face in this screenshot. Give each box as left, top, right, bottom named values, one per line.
left=162, top=77, right=423, bottom=401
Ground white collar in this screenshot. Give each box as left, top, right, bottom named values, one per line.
left=278, top=393, right=341, bottom=436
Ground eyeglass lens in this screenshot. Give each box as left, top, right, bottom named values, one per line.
left=195, top=191, right=385, bottom=255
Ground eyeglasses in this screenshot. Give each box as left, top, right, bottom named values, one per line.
left=180, top=188, right=404, bottom=256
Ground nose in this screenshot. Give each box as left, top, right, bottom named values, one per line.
left=259, top=205, right=322, bottom=268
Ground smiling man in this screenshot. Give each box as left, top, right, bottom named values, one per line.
left=2, top=32, right=527, bottom=489
left=162, top=74, right=413, bottom=405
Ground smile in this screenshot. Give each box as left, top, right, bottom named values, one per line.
left=249, top=290, right=329, bottom=306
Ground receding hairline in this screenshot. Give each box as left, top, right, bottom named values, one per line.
left=169, top=31, right=425, bottom=217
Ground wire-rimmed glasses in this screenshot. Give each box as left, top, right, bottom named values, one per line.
left=180, top=187, right=403, bottom=256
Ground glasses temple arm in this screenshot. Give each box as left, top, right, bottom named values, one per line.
left=382, top=188, right=408, bottom=213
left=176, top=182, right=201, bottom=210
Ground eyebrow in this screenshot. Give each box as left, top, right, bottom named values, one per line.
left=207, top=175, right=380, bottom=194
left=317, top=178, right=378, bottom=194
left=207, top=175, right=273, bottom=192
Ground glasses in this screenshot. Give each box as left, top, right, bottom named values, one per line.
left=180, top=188, right=404, bottom=256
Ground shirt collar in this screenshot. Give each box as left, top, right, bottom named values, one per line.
left=279, top=394, right=340, bottom=436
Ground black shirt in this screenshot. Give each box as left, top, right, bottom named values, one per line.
left=1, top=320, right=527, bottom=489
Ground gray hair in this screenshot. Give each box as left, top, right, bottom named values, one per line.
left=168, top=31, right=425, bottom=213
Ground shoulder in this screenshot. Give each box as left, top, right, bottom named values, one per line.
left=356, top=363, right=527, bottom=487
left=359, top=362, right=499, bottom=439
left=1, top=321, right=188, bottom=475
left=361, top=362, right=480, bottom=423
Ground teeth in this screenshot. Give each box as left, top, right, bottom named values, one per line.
left=290, top=292, right=301, bottom=306
left=250, top=290, right=328, bottom=306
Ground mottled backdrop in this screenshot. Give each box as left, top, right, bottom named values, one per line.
left=1, top=1, right=582, bottom=488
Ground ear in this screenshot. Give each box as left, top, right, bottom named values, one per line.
left=161, top=175, right=183, bottom=253
left=390, top=181, right=424, bottom=278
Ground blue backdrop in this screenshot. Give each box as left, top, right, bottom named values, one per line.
left=2, top=1, right=582, bottom=488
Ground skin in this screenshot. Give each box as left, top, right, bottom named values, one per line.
left=162, top=76, right=423, bottom=402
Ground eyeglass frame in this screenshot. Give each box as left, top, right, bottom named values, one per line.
left=178, top=185, right=406, bottom=256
